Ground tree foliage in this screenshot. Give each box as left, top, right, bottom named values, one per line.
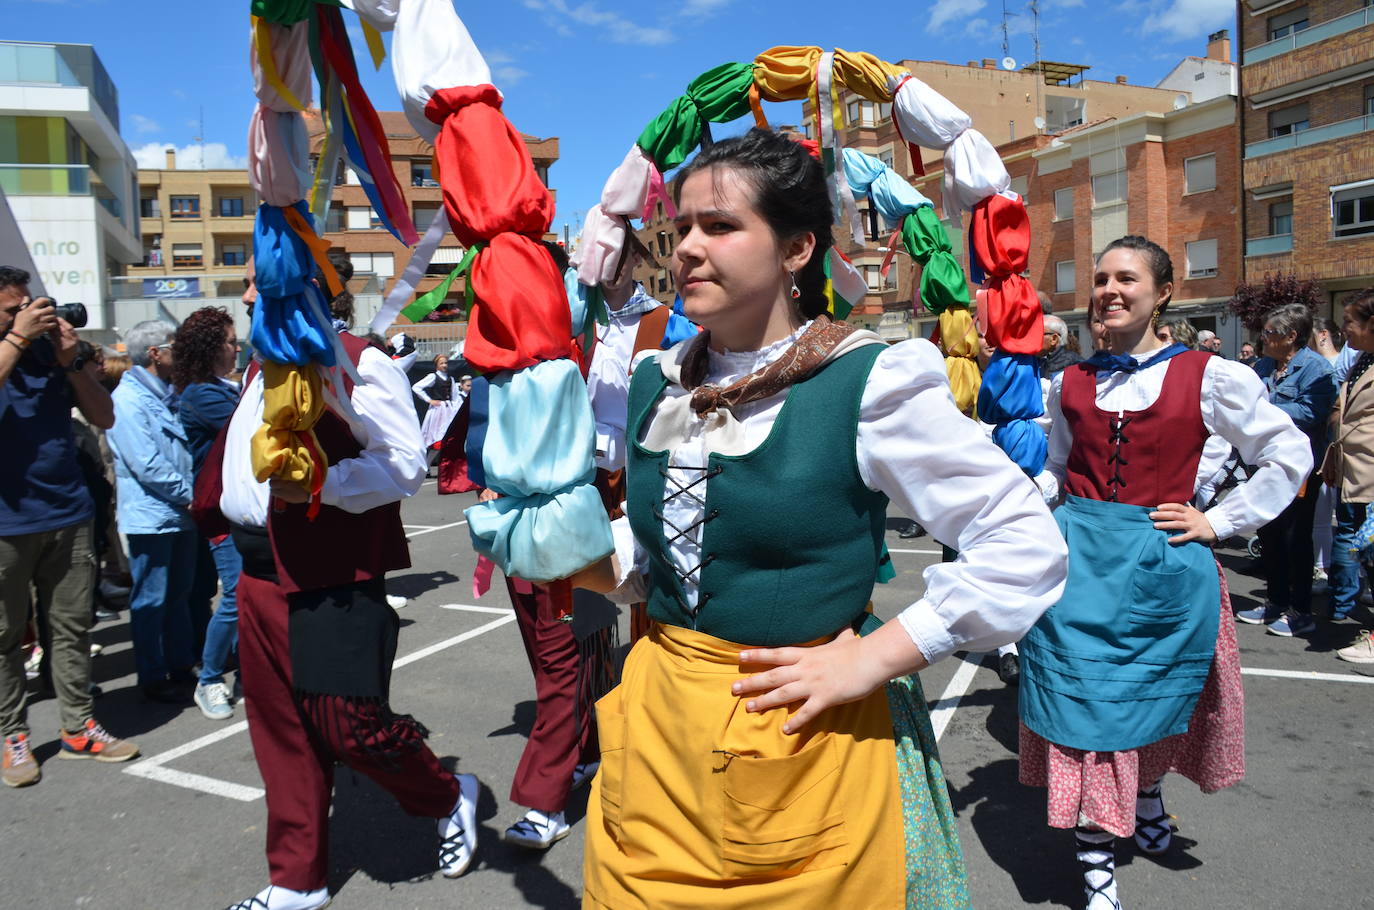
left=1228, top=272, right=1323, bottom=332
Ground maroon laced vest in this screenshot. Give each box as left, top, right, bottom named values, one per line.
left=1061, top=351, right=1211, bottom=507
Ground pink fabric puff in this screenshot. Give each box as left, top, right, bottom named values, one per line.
left=1019, top=562, right=1246, bottom=838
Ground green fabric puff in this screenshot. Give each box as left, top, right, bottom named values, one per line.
left=636, top=62, right=756, bottom=172
left=902, top=208, right=970, bottom=315
left=251, top=0, right=340, bottom=25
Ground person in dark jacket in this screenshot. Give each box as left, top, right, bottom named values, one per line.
left=173, top=307, right=244, bottom=720
left=1041, top=314, right=1083, bottom=377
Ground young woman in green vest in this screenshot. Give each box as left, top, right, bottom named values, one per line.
left=573, top=128, right=1067, bottom=908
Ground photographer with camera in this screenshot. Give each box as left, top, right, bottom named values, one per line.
left=0, top=265, right=138, bottom=788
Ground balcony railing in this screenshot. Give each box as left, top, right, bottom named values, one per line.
left=1245, top=113, right=1374, bottom=158
left=0, top=163, right=93, bottom=196
left=1245, top=233, right=1294, bottom=256
left=1243, top=7, right=1373, bottom=65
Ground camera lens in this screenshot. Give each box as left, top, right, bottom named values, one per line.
left=54, top=302, right=87, bottom=328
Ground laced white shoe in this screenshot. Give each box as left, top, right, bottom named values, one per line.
left=438, top=773, right=479, bottom=877
left=195, top=681, right=234, bottom=721
left=501, top=809, right=571, bottom=849
left=222, top=885, right=330, bottom=910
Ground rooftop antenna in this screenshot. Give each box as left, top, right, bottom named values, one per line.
left=1000, top=0, right=1014, bottom=59
left=1029, top=0, right=1044, bottom=131
left=191, top=106, right=205, bottom=169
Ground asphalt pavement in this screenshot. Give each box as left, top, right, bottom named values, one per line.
left=5, top=484, right=1373, bottom=909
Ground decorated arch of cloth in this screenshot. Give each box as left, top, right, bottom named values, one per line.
left=571, top=45, right=1046, bottom=477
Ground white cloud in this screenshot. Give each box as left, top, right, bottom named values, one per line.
left=485, top=50, right=531, bottom=87
left=130, top=114, right=160, bottom=134
left=523, top=0, right=673, bottom=45
left=1156, top=0, right=1234, bottom=41
left=930, top=0, right=987, bottom=33
left=131, top=142, right=247, bottom=171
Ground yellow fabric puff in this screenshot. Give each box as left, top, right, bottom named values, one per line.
left=939, top=309, right=981, bottom=416
left=251, top=361, right=327, bottom=488
left=832, top=49, right=905, bottom=102
left=753, top=45, right=823, bottom=102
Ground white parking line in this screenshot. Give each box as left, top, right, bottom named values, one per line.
left=1242, top=666, right=1374, bottom=684
left=889, top=548, right=943, bottom=555
left=123, top=605, right=515, bottom=801
left=929, top=652, right=985, bottom=742
left=438, top=603, right=511, bottom=615
left=407, top=519, right=467, bottom=537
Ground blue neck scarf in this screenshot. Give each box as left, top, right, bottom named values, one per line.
left=1083, top=342, right=1188, bottom=375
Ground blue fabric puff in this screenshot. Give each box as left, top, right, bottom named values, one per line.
left=992, top=419, right=1048, bottom=477
left=250, top=202, right=336, bottom=366
left=977, top=351, right=1045, bottom=424
left=466, top=483, right=614, bottom=583
left=841, top=148, right=932, bottom=225
left=662, top=300, right=698, bottom=348
left=463, top=376, right=490, bottom=489
left=465, top=359, right=613, bottom=580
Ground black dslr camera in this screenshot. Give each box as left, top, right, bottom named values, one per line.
left=51, top=301, right=88, bottom=328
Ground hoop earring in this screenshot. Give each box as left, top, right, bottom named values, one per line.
left=789, top=270, right=801, bottom=300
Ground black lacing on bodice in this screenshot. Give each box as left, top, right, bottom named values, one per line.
left=652, top=463, right=723, bottom=614
left=1105, top=415, right=1132, bottom=503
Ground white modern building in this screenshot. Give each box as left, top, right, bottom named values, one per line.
left=0, top=40, right=140, bottom=338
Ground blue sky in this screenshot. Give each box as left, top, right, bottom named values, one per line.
left=9, top=0, right=1234, bottom=240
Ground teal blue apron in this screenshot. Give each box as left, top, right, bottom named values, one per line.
left=1019, top=495, right=1220, bottom=752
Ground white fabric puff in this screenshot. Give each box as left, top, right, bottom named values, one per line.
left=392, top=0, right=494, bottom=143
left=247, top=105, right=311, bottom=206
left=888, top=72, right=972, bottom=149
left=942, top=128, right=1012, bottom=217
left=339, top=0, right=399, bottom=30
left=250, top=20, right=312, bottom=113
left=572, top=205, right=627, bottom=288
left=600, top=145, right=653, bottom=217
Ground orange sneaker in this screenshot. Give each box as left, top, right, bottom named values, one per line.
left=58, top=719, right=139, bottom=763
left=3, top=733, right=40, bottom=787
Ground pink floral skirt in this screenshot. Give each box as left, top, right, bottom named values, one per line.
left=1018, top=562, right=1245, bottom=837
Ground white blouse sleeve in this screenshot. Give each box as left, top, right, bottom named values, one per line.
left=856, top=340, right=1068, bottom=665
left=1200, top=357, right=1313, bottom=540
left=319, top=346, right=427, bottom=514
left=411, top=371, right=437, bottom=404
left=1044, top=371, right=1070, bottom=491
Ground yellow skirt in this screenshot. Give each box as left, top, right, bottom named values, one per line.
left=582, top=622, right=909, bottom=909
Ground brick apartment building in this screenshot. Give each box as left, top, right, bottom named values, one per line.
left=129, top=149, right=257, bottom=299
left=806, top=54, right=1214, bottom=339
left=131, top=112, right=560, bottom=340
left=1238, top=0, right=1374, bottom=317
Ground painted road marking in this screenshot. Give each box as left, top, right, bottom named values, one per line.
left=407, top=519, right=467, bottom=538
left=888, top=548, right=943, bottom=555
left=929, top=652, right=985, bottom=742
left=124, top=606, right=515, bottom=801
left=1242, top=666, right=1374, bottom=684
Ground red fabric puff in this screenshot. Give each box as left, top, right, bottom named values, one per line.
left=424, top=85, right=555, bottom=247
left=464, top=233, right=574, bottom=373
left=973, top=194, right=1043, bottom=354
left=982, top=274, right=1043, bottom=355
left=424, top=85, right=571, bottom=373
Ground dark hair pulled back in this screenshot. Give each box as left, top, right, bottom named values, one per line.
left=672, top=128, right=834, bottom=320
left=1346, top=288, right=1374, bottom=327
left=1097, top=235, right=1174, bottom=317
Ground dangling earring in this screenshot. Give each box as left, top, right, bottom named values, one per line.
left=789, top=270, right=801, bottom=300
left=1151, top=304, right=1163, bottom=326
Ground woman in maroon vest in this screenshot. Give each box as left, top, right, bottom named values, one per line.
left=1018, top=236, right=1312, bottom=910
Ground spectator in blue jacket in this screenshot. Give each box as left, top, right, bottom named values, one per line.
left=173, top=308, right=243, bottom=721
left=1237, top=303, right=1337, bottom=637
left=107, top=320, right=197, bottom=704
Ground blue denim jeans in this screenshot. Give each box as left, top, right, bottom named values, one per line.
left=126, top=530, right=198, bottom=685
left=1329, top=497, right=1368, bottom=618
left=199, top=536, right=242, bottom=685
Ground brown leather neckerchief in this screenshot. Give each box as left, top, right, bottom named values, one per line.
left=680, top=316, right=859, bottom=418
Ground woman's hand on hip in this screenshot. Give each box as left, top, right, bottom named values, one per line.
left=1150, top=501, right=1218, bottom=545
left=733, top=621, right=928, bottom=735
